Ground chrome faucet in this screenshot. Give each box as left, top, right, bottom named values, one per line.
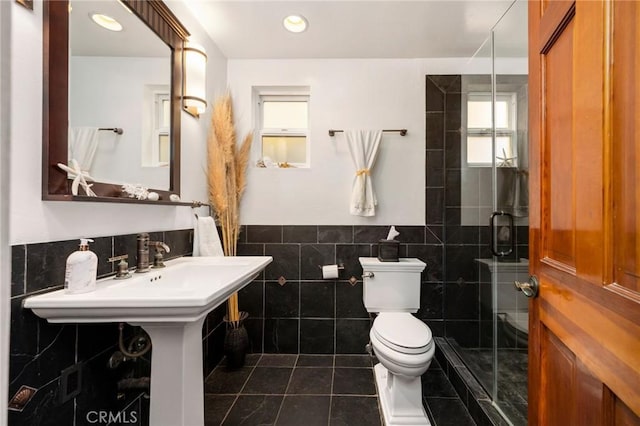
left=136, top=233, right=150, bottom=273
left=136, top=234, right=171, bottom=272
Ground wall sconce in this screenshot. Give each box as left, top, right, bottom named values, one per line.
left=183, top=42, right=207, bottom=118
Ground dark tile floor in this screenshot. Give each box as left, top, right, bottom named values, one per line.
left=205, top=354, right=477, bottom=426
left=204, top=354, right=382, bottom=426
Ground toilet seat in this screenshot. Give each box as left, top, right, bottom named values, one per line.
left=372, top=312, right=433, bottom=355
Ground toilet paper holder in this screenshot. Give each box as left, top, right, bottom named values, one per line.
left=317, top=264, right=345, bottom=271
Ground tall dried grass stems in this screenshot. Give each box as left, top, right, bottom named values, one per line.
left=207, top=93, right=253, bottom=325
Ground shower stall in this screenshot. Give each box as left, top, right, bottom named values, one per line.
left=427, top=1, right=529, bottom=424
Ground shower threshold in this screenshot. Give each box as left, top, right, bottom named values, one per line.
left=434, top=337, right=527, bottom=426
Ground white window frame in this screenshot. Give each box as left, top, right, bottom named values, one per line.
left=255, top=88, right=310, bottom=168
left=466, top=92, right=518, bottom=167
left=153, top=92, right=170, bottom=167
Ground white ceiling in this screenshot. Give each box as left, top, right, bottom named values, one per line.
left=184, top=0, right=517, bottom=59
left=68, top=0, right=526, bottom=60
left=70, top=0, right=169, bottom=57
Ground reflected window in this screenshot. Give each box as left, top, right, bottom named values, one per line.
left=466, top=93, right=517, bottom=167
left=155, top=93, right=170, bottom=166
left=258, top=93, right=309, bottom=167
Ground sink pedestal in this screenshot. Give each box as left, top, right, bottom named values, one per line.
left=23, top=256, right=273, bottom=426
left=135, top=317, right=207, bottom=426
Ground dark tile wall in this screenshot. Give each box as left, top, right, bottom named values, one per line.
left=427, top=75, right=529, bottom=350
left=428, top=74, right=490, bottom=348
left=7, top=228, right=225, bottom=426
left=234, top=225, right=444, bottom=354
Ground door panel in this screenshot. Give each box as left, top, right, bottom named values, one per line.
left=543, top=15, right=575, bottom=270
left=529, top=0, right=640, bottom=424
left=540, top=327, right=610, bottom=426
left=616, top=400, right=640, bottom=426
left=540, top=329, right=575, bottom=426
left=612, top=0, right=640, bottom=294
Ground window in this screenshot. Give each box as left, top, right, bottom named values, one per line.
left=154, top=93, right=170, bottom=166
left=466, top=92, right=517, bottom=167
left=256, top=88, right=310, bottom=167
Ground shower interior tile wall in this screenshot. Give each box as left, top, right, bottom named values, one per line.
left=426, top=75, right=529, bottom=351
left=7, top=229, right=220, bottom=426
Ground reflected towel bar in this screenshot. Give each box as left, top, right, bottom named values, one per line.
left=328, top=129, right=407, bottom=137
left=99, top=127, right=124, bottom=135
left=191, top=201, right=211, bottom=208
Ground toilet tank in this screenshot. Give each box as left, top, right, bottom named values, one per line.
left=359, top=257, right=426, bottom=313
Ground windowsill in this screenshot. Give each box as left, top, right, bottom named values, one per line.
left=467, top=164, right=519, bottom=168
left=141, top=164, right=169, bottom=169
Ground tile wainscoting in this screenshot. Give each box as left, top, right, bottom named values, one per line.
left=234, top=225, right=445, bottom=355
left=8, top=223, right=445, bottom=425
left=7, top=228, right=221, bottom=426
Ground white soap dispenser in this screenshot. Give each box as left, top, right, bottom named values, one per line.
left=64, top=238, right=98, bottom=294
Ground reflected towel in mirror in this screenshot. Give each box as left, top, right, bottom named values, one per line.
left=68, top=127, right=99, bottom=173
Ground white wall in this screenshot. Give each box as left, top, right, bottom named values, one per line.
left=9, top=0, right=227, bottom=245
left=229, top=58, right=483, bottom=226
left=70, top=56, right=171, bottom=189
left=0, top=1, right=11, bottom=422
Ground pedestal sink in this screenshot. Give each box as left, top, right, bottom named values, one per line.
left=24, top=256, right=272, bottom=426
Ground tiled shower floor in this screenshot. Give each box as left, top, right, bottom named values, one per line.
left=449, top=343, right=528, bottom=426
left=204, top=354, right=476, bottom=426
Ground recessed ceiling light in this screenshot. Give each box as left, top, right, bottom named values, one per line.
left=283, top=15, right=308, bottom=33
left=90, top=13, right=123, bottom=32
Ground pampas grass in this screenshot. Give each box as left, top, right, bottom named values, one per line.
left=208, top=93, right=253, bottom=325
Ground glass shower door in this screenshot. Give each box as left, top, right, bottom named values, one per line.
left=491, top=1, right=529, bottom=424
left=452, top=36, right=496, bottom=397
left=441, top=2, right=529, bottom=425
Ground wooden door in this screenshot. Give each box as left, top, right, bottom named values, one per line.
left=528, top=0, right=640, bottom=424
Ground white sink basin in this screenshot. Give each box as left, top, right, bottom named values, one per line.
left=24, top=255, right=272, bottom=426
left=24, top=256, right=271, bottom=323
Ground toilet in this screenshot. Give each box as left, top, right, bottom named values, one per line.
left=360, top=257, right=433, bottom=426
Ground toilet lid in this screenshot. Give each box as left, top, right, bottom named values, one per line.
left=372, top=313, right=433, bottom=355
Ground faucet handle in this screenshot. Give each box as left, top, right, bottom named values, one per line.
left=108, top=254, right=131, bottom=280
left=150, top=242, right=170, bottom=268
left=150, top=241, right=170, bottom=253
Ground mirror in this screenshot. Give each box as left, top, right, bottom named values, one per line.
left=43, top=0, right=189, bottom=203
left=69, top=1, right=171, bottom=190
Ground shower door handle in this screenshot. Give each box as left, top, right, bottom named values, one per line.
left=489, top=211, right=515, bottom=257
left=514, top=275, right=539, bottom=298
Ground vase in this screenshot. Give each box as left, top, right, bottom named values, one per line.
left=223, top=311, right=249, bottom=369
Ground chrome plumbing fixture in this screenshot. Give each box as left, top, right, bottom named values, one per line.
left=136, top=233, right=150, bottom=273
left=108, top=254, right=131, bottom=279
left=151, top=242, right=171, bottom=268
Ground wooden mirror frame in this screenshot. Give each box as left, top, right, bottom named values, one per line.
left=43, top=0, right=190, bottom=204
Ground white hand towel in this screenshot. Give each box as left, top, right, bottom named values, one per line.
left=193, top=216, right=224, bottom=257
